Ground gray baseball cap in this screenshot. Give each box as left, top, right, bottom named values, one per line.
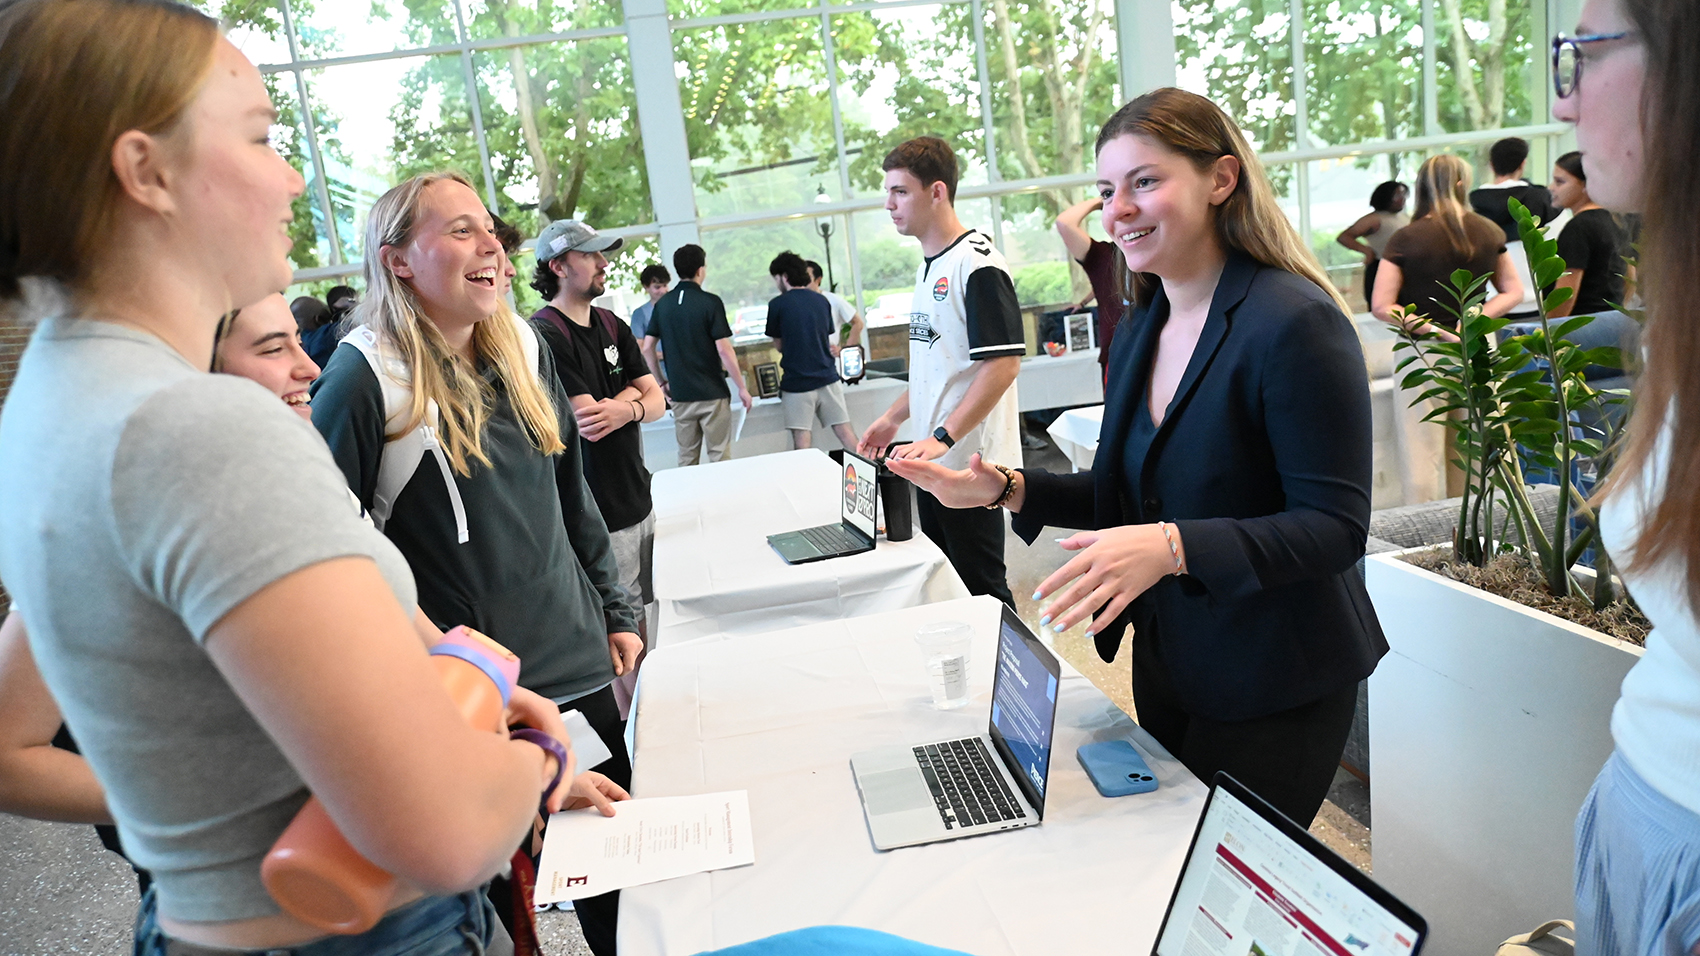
left=535, top=219, right=624, bottom=260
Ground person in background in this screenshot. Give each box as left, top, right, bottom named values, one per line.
left=1547, top=150, right=1630, bottom=318
left=1556, top=2, right=1700, bottom=952
left=326, top=284, right=359, bottom=322
left=1054, top=194, right=1125, bottom=382
left=293, top=294, right=342, bottom=370
left=1372, top=154, right=1525, bottom=337
left=804, top=259, right=864, bottom=358
left=310, top=173, right=638, bottom=955
left=529, top=219, right=666, bottom=719
left=857, top=136, right=1023, bottom=606
left=766, top=251, right=858, bottom=451
left=1470, top=137, right=1562, bottom=243
left=630, top=263, right=671, bottom=384
left=641, top=243, right=753, bottom=466
left=1336, top=180, right=1409, bottom=305
left=0, top=6, right=580, bottom=950
left=888, top=88, right=1384, bottom=827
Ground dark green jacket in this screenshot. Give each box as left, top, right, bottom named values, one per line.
left=310, top=331, right=637, bottom=700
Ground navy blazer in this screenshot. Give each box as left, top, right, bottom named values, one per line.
left=1012, top=252, right=1387, bottom=722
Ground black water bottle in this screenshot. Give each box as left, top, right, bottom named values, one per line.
left=877, top=457, right=915, bottom=542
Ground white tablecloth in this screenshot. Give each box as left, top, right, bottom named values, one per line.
left=650, top=449, right=970, bottom=647
left=1046, top=405, right=1103, bottom=473
left=618, top=596, right=1208, bottom=956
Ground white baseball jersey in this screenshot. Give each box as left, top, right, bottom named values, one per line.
left=906, top=229, right=1024, bottom=470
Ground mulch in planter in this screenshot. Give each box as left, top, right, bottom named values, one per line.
left=1400, top=548, right=1652, bottom=646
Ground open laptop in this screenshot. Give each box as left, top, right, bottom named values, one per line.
left=1154, top=773, right=1428, bottom=956
left=850, top=603, right=1061, bottom=850
left=767, top=449, right=878, bottom=564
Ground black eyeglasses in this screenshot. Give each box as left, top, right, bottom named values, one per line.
left=1552, top=32, right=1632, bottom=98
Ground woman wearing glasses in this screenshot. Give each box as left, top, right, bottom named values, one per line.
left=1554, top=2, right=1700, bottom=953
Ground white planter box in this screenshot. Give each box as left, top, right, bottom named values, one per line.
left=1366, top=550, right=1643, bottom=954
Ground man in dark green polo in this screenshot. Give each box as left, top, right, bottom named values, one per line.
left=640, top=243, right=753, bottom=465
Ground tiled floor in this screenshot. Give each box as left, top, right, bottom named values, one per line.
left=0, top=430, right=1372, bottom=953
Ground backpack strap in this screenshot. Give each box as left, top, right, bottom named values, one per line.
left=342, top=325, right=471, bottom=544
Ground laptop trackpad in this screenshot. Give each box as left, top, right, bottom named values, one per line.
left=862, top=769, right=933, bottom=815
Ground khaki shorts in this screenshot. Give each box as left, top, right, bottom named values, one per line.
left=781, top=381, right=850, bottom=431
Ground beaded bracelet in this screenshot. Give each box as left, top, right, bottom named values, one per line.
left=1157, top=521, right=1183, bottom=575
left=983, top=463, right=1017, bottom=510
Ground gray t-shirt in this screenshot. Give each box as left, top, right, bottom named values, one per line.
left=0, top=317, right=418, bottom=922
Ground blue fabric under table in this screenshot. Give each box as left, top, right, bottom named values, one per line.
left=692, top=926, right=979, bottom=956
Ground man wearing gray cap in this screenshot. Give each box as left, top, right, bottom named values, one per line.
left=528, top=219, right=665, bottom=759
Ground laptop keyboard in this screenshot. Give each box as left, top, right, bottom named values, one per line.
left=799, top=523, right=864, bottom=554
left=912, top=738, right=1027, bottom=830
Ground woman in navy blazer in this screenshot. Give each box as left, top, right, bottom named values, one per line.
left=889, top=89, right=1386, bottom=826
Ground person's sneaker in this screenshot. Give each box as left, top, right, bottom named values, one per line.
left=555, top=899, right=576, bottom=912
left=1021, top=431, right=1047, bottom=450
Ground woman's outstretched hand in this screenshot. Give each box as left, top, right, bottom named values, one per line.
left=883, top=452, right=1008, bottom=510
left=1033, top=524, right=1184, bottom=637
left=563, top=771, right=630, bottom=817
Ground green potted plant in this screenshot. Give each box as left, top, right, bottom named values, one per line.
left=1363, top=197, right=1647, bottom=951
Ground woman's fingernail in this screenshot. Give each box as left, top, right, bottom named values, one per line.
left=1084, top=630, right=1095, bottom=640
left=1038, top=614, right=1051, bottom=626
left=1031, top=590, right=1043, bottom=601
left=1052, top=621, right=1065, bottom=633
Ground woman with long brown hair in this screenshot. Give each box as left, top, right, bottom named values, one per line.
left=1556, top=0, right=1700, bottom=951
left=1371, top=153, right=1524, bottom=336
left=889, top=87, right=1384, bottom=826
left=0, top=2, right=589, bottom=952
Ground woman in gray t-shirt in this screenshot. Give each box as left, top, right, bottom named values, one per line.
left=0, top=5, right=580, bottom=951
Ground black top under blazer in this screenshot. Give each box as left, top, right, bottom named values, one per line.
left=1011, top=252, right=1387, bottom=723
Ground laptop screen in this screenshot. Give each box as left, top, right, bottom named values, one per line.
left=1155, top=779, right=1424, bottom=956
left=987, top=607, right=1060, bottom=816
left=840, top=451, right=878, bottom=542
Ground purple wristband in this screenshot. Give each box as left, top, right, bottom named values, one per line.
left=511, top=729, right=569, bottom=813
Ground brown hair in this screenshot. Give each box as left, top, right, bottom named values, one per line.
left=1602, top=0, right=1700, bottom=609
left=357, top=172, right=564, bottom=475
left=1410, top=154, right=1474, bottom=259
left=883, top=137, right=960, bottom=203
left=1094, top=88, right=1348, bottom=313
left=0, top=0, right=219, bottom=301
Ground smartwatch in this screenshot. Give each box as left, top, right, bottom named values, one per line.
left=932, top=425, right=955, bottom=449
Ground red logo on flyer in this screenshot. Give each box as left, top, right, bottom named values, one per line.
left=932, top=277, right=949, bottom=300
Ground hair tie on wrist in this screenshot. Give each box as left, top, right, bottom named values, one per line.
left=511, top=728, right=569, bottom=814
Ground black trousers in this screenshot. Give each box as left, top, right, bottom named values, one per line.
left=914, top=489, right=1014, bottom=607
left=1130, top=635, right=1356, bottom=828
left=556, top=684, right=629, bottom=955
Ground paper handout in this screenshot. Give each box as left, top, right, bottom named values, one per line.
left=534, top=791, right=755, bottom=903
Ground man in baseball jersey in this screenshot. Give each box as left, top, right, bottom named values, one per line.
left=857, top=136, right=1022, bottom=605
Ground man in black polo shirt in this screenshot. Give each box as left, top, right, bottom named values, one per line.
left=640, top=243, right=753, bottom=465
left=1470, top=137, right=1560, bottom=243
left=530, top=218, right=667, bottom=718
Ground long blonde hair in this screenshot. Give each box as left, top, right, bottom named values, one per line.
left=357, top=172, right=563, bottom=475
left=1094, top=88, right=1348, bottom=314
left=1410, top=154, right=1474, bottom=258
left=0, top=0, right=218, bottom=301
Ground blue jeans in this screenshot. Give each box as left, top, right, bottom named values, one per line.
left=133, top=886, right=512, bottom=956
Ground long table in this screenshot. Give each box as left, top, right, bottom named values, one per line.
left=639, top=350, right=1106, bottom=472
left=618, top=597, right=1208, bottom=955
left=649, top=449, right=970, bottom=647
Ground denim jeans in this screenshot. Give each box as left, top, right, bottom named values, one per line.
left=133, top=885, right=513, bottom=956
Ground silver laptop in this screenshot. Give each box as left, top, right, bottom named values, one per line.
left=766, top=450, right=878, bottom=564
left=850, top=604, right=1061, bottom=850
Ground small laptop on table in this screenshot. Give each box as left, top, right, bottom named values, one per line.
left=1154, top=773, right=1428, bottom=956
left=850, top=603, right=1062, bottom=850
left=767, top=450, right=879, bottom=565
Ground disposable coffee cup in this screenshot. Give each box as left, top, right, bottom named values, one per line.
left=915, top=621, right=973, bottom=710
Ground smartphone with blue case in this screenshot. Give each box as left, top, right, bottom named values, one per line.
left=1077, top=740, right=1159, bottom=796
